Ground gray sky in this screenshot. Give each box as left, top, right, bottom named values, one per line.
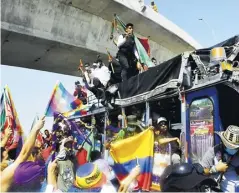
left=1, top=0, right=239, bottom=134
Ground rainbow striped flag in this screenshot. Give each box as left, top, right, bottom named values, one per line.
left=0, top=86, right=24, bottom=154
left=110, top=128, right=154, bottom=191
left=45, top=81, right=84, bottom=117
left=63, top=107, right=88, bottom=118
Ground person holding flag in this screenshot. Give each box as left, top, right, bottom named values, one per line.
left=116, top=23, right=142, bottom=81
left=107, top=49, right=122, bottom=85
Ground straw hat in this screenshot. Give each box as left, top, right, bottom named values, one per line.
left=216, top=125, right=239, bottom=149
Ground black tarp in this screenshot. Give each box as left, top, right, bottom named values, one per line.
left=116, top=35, right=239, bottom=104
left=117, top=55, right=182, bottom=99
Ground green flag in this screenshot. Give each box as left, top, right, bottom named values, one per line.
left=134, top=36, right=154, bottom=67
left=0, top=93, right=6, bottom=131
left=112, top=15, right=154, bottom=68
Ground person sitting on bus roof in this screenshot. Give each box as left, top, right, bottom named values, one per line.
left=91, top=59, right=111, bottom=88
left=74, top=81, right=87, bottom=105
left=83, top=58, right=111, bottom=100
left=200, top=125, right=239, bottom=192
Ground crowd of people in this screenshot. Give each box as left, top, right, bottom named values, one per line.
left=1, top=13, right=239, bottom=193
left=77, top=22, right=159, bottom=109
left=1, top=103, right=239, bottom=192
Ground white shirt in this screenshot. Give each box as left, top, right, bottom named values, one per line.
left=101, top=183, right=117, bottom=193
left=117, top=34, right=139, bottom=60
left=91, top=66, right=110, bottom=87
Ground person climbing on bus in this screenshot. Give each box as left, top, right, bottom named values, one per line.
left=117, top=23, right=142, bottom=81
left=200, top=125, right=239, bottom=192
left=91, top=58, right=111, bottom=88
left=83, top=61, right=106, bottom=100
left=108, top=56, right=122, bottom=85
left=83, top=57, right=115, bottom=109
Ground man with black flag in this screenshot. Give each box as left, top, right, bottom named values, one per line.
left=117, top=23, right=141, bottom=81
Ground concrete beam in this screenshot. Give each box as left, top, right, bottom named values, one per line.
left=71, top=0, right=202, bottom=51
left=1, top=29, right=108, bottom=76
left=1, top=0, right=199, bottom=76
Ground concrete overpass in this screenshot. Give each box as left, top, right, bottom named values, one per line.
left=1, top=0, right=202, bottom=76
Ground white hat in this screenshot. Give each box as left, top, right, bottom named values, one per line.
left=118, top=114, right=123, bottom=120
left=216, top=125, right=239, bottom=149
left=92, top=62, right=99, bottom=67
left=157, top=117, right=167, bottom=124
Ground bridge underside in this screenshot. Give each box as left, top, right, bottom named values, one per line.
left=1, top=29, right=109, bottom=76
left=1, top=0, right=200, bottom=76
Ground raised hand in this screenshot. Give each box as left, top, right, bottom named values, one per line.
left=48, top=159, right=58, bottom=174
left=33, top=116, right=45, bottom=132
left=5, top=127, right=13, bottom=137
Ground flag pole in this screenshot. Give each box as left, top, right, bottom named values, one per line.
left=106, top=48, right=122, bottom=99
left=106, top=48, right=115, bottom=74
left=78, top=59, right=90, bottom=84
left=44, top=81, right=60, bottom=116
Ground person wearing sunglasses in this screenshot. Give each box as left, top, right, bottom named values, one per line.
left=200, top=125, right=239, bottom=192
left=160, top=163, right=219, bottom=192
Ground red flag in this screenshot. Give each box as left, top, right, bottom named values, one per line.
left=138, top=38, right=150, bottom=57
left=35, top=132, right=44, bottom=147
left=3, top=100, right=14, bottom=148
left=1, top=86, right=24, bottom=150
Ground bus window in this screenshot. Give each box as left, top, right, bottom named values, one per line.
left=189, top=98, right=214, bottom=163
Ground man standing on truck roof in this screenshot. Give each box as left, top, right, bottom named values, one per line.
left=200, top=125, right=239, bottom=192
left=116, top=23, right=141, bottom=81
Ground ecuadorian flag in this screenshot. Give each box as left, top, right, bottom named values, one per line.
left=110, top=128, right=154, bottom=191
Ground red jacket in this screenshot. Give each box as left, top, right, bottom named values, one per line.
left=74, top=89, right=87, bottom=98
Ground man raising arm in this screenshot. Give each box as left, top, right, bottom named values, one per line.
left=1, top=116, right=45, bottom=192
